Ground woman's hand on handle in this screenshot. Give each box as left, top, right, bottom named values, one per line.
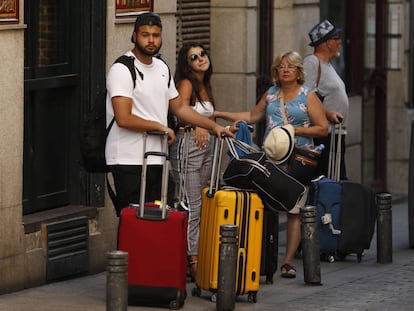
left=211, top=124, right=234, bottom=139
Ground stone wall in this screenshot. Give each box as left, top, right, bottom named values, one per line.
left=0, top=22, right=26, bottom=293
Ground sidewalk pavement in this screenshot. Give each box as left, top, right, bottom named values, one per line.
left=1, top=195, right=414, bottom=311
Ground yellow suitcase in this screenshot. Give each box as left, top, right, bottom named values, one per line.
left=194, top=187, right=263, bottom=302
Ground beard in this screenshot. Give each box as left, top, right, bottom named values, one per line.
left=135, top=41, right=162, bottom=57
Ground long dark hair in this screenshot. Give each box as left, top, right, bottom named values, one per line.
left=174, top=42, right=215, bottom=108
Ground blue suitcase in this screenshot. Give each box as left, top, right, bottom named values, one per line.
left=310, top=176, right=342, bottom=258
left=310, top=123, right=376, bottom=263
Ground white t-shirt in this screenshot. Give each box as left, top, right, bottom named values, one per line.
left=303, top=54, right=349, bottom=130
left=105, top=51, right=179, bottom=165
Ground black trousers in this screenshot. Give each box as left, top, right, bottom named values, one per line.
left=109, top=165, right=163, bottom=216
left=314, top=134, right=347, bottom=180
left=109, top=164, right=176, bottom=216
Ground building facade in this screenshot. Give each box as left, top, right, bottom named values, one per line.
left=0, top=0, right=411, bottom=293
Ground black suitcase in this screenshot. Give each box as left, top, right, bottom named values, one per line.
left=337, top=181, right=376, bottom=261
left=260, top=208, right=279, bottom=284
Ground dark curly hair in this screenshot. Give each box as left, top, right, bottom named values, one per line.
left=174, top=42, right=215, bottom=108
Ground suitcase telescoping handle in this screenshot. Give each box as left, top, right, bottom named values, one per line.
left=207, top=135, right=225, bottom=198
left=139, top=131, right=169, bottom=219
left=176, top=126, right=193, bottom=211
left=328, top=123, right=342, bottom=182
left=207, top=134, right=261, bottom=198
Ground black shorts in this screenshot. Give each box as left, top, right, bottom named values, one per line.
left=109, top=164, right=162, bottom=216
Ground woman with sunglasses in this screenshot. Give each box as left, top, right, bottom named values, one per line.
left=215, top=51, right=328, bottom=278
left=170, top=42, right=215, bottom=280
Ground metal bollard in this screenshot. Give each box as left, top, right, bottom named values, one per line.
left=107, top=250, right=128, bottom=311
left=376, top=193, right=393, bottom=263
left=300, top=205, right=322, bottom=285
left=216, top=224, right=239, bottom=311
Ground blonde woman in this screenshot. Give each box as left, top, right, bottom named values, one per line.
left=215, top=51, right=328, bottom=278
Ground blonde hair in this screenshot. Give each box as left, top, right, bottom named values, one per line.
left=271, top=51, right=305, bottom=87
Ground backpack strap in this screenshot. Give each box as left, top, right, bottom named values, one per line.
left=114, top=55, right=139, bottom=88
left=316, top=58, right=321, bottom=88
left=106, top=117, right=116, bottom=134
left=107, top=55, right=138, bottom=133
left=115, top=54, right=171, bottom=88
left=109, top=54, right=171, bottom=131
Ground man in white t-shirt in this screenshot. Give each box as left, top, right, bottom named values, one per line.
left=105, top=12, right=232, bottom=216
left=303, top=20, right=348, bottom=179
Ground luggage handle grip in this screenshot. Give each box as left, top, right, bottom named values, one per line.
left=144, top=151, right=169, bottom=160
left=147, top=130, right=169, bottom=136
left=184, top=125, right=194, bottom=132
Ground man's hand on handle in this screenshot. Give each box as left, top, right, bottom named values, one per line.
left=326, top=110, right=344, bottom=124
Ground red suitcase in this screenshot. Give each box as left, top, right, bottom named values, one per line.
left=117, top=131, right=188, bottom=309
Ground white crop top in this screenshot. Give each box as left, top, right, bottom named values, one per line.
left=192, top=101, right=214, bottom=117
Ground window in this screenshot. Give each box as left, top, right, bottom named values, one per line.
left=176, top=0, right=211, bottom=53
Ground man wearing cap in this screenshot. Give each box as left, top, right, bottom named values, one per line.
left=304, top=20, right=348, bottom=179
left=105, top=12, right=233, bottom=216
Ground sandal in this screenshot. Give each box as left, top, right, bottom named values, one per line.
left=280, top=263, right=296, bottom=278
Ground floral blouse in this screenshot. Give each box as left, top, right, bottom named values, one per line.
left=264, top=85, right=314, bottom=148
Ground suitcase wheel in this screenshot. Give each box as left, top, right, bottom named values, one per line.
left=265, top=275, right=274, bottom=284
left=248, top=292, right=257, bottom=303
left=169, top=300, right=179, bottom=310
left=210, top=293, right=217, bottom=303
left=320, top=253, right=336, bottom=263
left=168, top=290, right=185, bottom=310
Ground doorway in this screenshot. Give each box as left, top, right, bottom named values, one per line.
left=23, top=0, right=107, bottom=214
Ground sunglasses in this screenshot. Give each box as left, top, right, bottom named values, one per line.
left=189, top=50, right=208, bottom=62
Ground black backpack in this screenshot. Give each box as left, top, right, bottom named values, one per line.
left=80, top=55, right=137, bottom=173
